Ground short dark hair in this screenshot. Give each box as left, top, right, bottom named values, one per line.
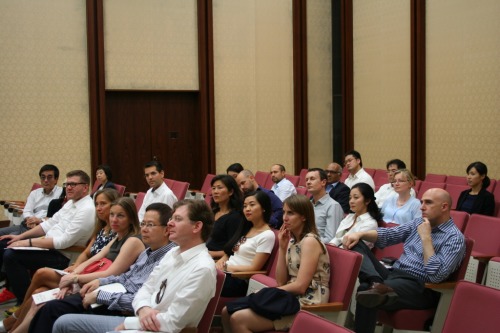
left=173, top=199, right=214, bottom=242
left=386, top=159, right=406, bottom=170
left=226, top=163, right=244, bottom=174
left=307, top=168, right=327, bottom=181
left=273, top=164, right=286, bottom=172
left=66, top=170, right=90, bottom=185
left=144, top=160, right=164, bottom=172
left=466, top=161, right=491, bottom=190
left=39, top=164, right=59, bottom=179
left=96, top=164, right=113, bottom=181
left=344, top=150, right=363, bottom=167
left=146, top=202, right=173, bottom=226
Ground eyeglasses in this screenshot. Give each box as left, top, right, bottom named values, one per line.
left=386, top=169, right=398, bottom=174
left=156, top=279, right=167, bottom=304
left=391, top=180, right=408, bottom=185
left=63, top=182, right=87, bottom=188
left=140, top=222, right=164, bottom=229
left=40, top=175, right=55, bottom=180
left=232, top=236, right=247, bottom=252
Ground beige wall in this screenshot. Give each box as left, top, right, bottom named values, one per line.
left=213, top=0, right=295, bottom=175
left=0, top=0, right=90, bottom=202
left=307, top=0, right=333, bottom=168
left=103, top=0, right=199, bottom=90
left=426, top=0, right=500, bottom=178
left=352, top=0, right=412, bottom=171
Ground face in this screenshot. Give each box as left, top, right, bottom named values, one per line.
left=349, top=188, right=368, bottom=215
left=305, top=171, right=325, bottom=195
left=144, top=166, right=164, bottom=189
left=65, top=176, right=88, bottom=201
left=40, top=170, right=58, bottom=193
left=467, top=167, right=484, bottom=188
left=211, top=180, right=233, bottom=205
left=236, top=174, right=255, bottom=194
left=141, top=210, right=168, bottom=249
left=326, top=163, right=341, bottom=183
left=95, top=169, right=108, bottom=183
left=282, top=203, right=305, bottom=233
left=94, top=193, right=112, bottom=222
left=270, top=165, right=285, bottom=183
left=344, top=154, right=360, bottom=173
left=243, top=195, right=263, bottom=223
left=109, top=205, right=130, bottom=235
left=227, top=171, right=238, bottom=179
left=386, top=164, right=399, bottom=182
left=168, top=205, right=199, bottom=246
left=392, top=173, right=411, bottom=194
left=420, top=190, right=446, bottom=227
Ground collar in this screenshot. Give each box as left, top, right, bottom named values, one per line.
left=42, top=185, right=60, bottom=196
left=348, top=168, right=364, bottom=179
left=311, top=193, right=330, bottom=206
left=173, top=242, right=207, bottom=265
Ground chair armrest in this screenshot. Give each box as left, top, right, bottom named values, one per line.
left=425, top=281, right=456, bottom=290
left=302, top=301, right=344, bottom=312
left=64, top=245, right=86, bottom=253
left=231, top=271, right=267, bottom=279
left=472, top=255, right=495, bottom=263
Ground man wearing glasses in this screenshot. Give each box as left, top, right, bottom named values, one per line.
left=0, top=170, right=95, bottom=306
left=375, top=159, right=416, bottom=207
left=344, top=150, right=375, bottom=190
left=325, top=162, right=350, bottom=213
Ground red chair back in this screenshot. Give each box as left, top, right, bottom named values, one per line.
left=298, top=169, right=308, bottom=187
left=449, top=210, right=469, bottom=233
left=254, top=171, right=270, bottom=188
left=296, top=187, right=310, bottom=196
left=425, top=173, right=447, bottom=183
left=170, top=180, right=190, bottom=200
left=135, top=192, right=146, bottom=211
left=364, top=168, right=376, bottom=177
left=289, top=310, right=354, bottom=333
left=445, top=183, right=469, bottom=209
left=114, top=183, right=126, bottom=196
left=416, top=181, right=446, bottom=200
left=285, top=174, right=300, bottom=187
left=200, top=174, right=216, bottom=195
left=464, top=215, right=500, bottom=258
left=196, top=269, right=226, bottom=333
left=31, top=183, right=42, bottom=191
left=445, top=175, right=467, bottom=186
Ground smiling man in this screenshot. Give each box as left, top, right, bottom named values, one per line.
left=137, top=160, right=177, bottom=221
left=0, top=170, right=95, bottom=306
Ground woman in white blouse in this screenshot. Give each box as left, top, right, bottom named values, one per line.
left=329, top=182, right=381, bottom=248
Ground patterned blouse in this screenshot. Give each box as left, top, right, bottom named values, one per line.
left=89, top=228, right=116, bottom=256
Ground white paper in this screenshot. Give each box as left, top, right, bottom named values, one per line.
left=32, top=288, right=60, bottom=304
left=9, top=246, right=49, bottom=251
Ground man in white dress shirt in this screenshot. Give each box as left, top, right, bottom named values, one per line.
left=137, top=160, right=177, bottom=221
left=344, top=150, right=375, bottom=190
left=270, top=164, right=297, bottom=202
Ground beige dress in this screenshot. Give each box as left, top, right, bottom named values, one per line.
left=273, top=233, right=330, bottom=330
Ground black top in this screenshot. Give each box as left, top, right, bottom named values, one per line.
left=206, top=210, right=243, bottom=252
left=456, top=188, right=495, bottom=216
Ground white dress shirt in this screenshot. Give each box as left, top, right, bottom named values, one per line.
left=138, top=182, right=177, bottom=221
left=22, top=186, right=63, bottom=219
left=344, top=168, right=375, bottom=190
left=271, top=178, right=297, bottom=202
left=126, top=243, right=216, bottom=332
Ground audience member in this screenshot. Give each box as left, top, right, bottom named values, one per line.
left=0, top=170, right=96, bottom=305
left=381, top=169, right=421, bottom=225
left=343, top=188, right=465, bottom=333
left=305, top=168, right=343, bottom=243
left=375, top=159, right=415, bottom=207
left=0, top=188, right=119, bottom=332
left=137, top=160, right=177, bottom=221
left=456, top=161, right=495, bottom=216
left=222, top=194, right=330, bottom=332
left=325, top=162, right=350, bottom=213
left=236, top=170, right=283, bottom=229
left=270, top=164, right=297, bottom=201
left=29, top=203, right=177, bottom=333
left=344, top=150, right=375, bottom=190
left=216, top=191, right=275, bottom=297
left=226, top=163, right=244, bottom=179
left=206, top=175, right=244, bottom=259
left=329, top=183, right=380, bottom=248
left=91, top=164, right=116, bottom=197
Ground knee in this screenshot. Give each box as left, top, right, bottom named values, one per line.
left=3, top=249, right=16, bottom=263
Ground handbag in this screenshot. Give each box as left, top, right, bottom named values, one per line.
left=82, top=258, right=112, bottom=274
left=226, top=287, right=300, bottom=320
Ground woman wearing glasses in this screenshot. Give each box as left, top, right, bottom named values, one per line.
left=5, top=196, right=144, bottom=333
left=381, top=169, right=421, bottom=225
left=216, top=191, right=275, bottom=297
left=222, top=194, right=330, bottom=332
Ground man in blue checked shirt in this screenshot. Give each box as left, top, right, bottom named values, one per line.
left=343, top=188, right=466, bottom=333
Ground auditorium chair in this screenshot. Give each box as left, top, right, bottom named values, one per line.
left=189, top=173, right=215, bottom=199
left=485, top=256, right=500, bottom=290
left=424, top=173, right=447, bottom=183
left=288, top=310, right=354, bottom=333
left=445, top=175, right=467, bottom=186
left=416, top=182, right=446, bottom=200
left=254, top=171, right=270, bottom=188
left=284, top=174, right=300, bottom=187
left=444, top=183, right=469, bottom=209
left=298, top=168, right=308, bottom=187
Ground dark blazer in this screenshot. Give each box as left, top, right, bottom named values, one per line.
left=258, top=186, right=283, bottom=229
left=456, top=188, right=495, bottom=216
left=92, top=181, right=117, bottom=197
left=328, top=182, right=350, bottom=214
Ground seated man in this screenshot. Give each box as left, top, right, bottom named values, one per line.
left=51, top=199, right=216, bottom=333
left=343, top=188, right=466, bottom=333
left=138, top=160, right=177, bottom=221
left=22, top=203, right=176, bottom=333
left=270, top=164, right=297, bottom=202
left=0, top=170, right=95, bottom=305
left=344, top=150, right=375, bottom=190
left=236, top=170, right=283, bottom=229
left=0, top=164, right=63, bottom=237
left=325, top=162, right=350, bottom=213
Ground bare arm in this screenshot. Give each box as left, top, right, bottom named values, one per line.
left=275, top=224, right=290, bottom=286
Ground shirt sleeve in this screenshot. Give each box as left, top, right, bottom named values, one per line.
left=97, top=289, right=135, bottom=312
left=256, top=231, right=275, bottom=254
left=21, top=190, right=37, bottom=219
left=50, top=203, right=95, bottom=249
left=376, top=220, right=415, bottom=248
left=423, top=233, right=465, bottom=283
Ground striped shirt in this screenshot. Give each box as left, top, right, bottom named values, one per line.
left=376, top=217, right=465, bottom=283
left=96, top=241, right=177, bottom=312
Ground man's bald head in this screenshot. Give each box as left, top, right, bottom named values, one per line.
left=326, top=162, right=343, bottom=184
left=420, top=188, right=452, bottom=227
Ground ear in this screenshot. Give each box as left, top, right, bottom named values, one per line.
left=192, top=221, right=203, bottom=234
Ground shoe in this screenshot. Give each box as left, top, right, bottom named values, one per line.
left=356, top=283, right=399, bottom=309
left=4, top=305, right=19, bottom=316
left=0, top=289, right=16, bottom=305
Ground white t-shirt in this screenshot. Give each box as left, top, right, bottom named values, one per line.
left=227, top=229, right=275, bottom=266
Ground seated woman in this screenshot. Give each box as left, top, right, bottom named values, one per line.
left=6, top=196, right=144, bottom=333
left=456, top=161, right=495, bottom=216
left=216, top=191, right=275, bottom=297
left=0, top=188, right=119, bottom=332
left=222, top=194, right=330, bottom=332
left=91, top=164, right=116, bottom=197
left=329, top=182, right=381, bottom=248
left=381, top=169, right=421, bottom=225
left=206, top=175, right=244, bottom=259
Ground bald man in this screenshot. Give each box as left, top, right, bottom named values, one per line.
left=342, top=188, right=466, bottom=333
left=325, top=162, right=350, bottom=213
